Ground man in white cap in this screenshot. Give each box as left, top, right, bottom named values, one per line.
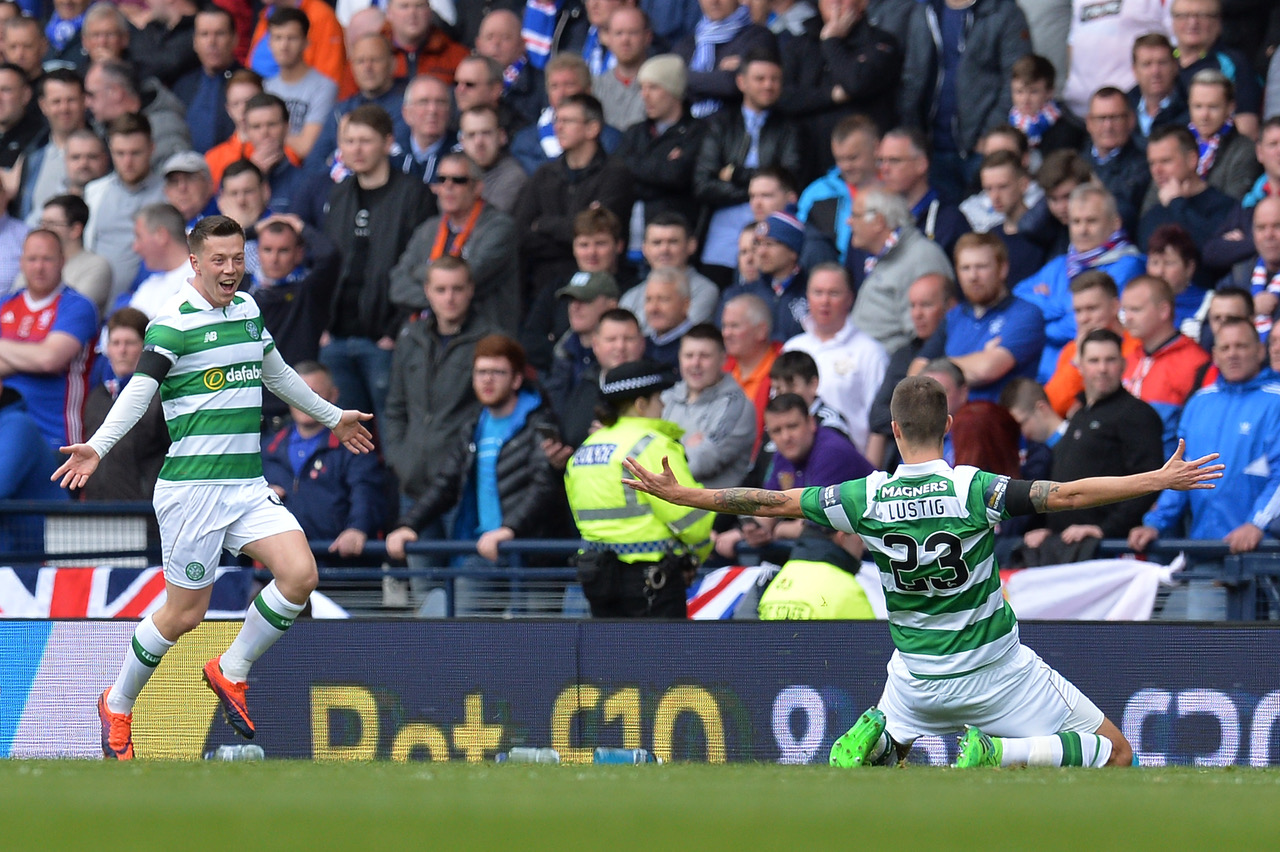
left=615, top=54, right=707, bottom=251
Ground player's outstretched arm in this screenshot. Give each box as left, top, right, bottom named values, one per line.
left=51, top=444, right=100, bottom=490
left=1030, top=440, right=1223, bottom=514
left=333, top=409, right=375, bottom=454
left=623, top=455, right=807, bottom=518
left=54, top=367, right=164, bottom=485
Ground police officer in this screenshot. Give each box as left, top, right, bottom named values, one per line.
left=757, top=526, right=875, bottom=620
left=565, top=359, right=714, bottom=618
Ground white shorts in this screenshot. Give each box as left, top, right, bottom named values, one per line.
left=878, top=643, right=1105, bottom=744
left=154, top=479, right=303, bottom=590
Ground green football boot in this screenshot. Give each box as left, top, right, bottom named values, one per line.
left=955, top=726, right=1002, bottom=768
left=829, top=707, right=887, bottom=768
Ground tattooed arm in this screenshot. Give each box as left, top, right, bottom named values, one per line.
left=1026, top=440, right=1224, bottom=513
left=623, top=456, right=808, bottom=518
left=710, top=488, right=806, bottom=518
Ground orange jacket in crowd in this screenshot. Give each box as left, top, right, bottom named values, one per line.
left=206, top=132, right=304, bottom=187
left=1044, top=331, right=1144, bottom=417
left=248, top=0, right=347, bottom=89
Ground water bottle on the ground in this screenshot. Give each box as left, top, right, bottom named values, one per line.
left=593, top=747, right=658, bottom=764
left=497, top=747, right=560, bottom=764
left=203, top=744, right=265, bottom=761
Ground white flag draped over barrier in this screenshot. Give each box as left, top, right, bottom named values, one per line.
left=688, top=557, right=1182, bottom=621
left=999, top=556, right=1183, bottom=621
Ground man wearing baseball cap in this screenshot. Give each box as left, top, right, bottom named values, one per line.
left=545, top=269, right=621, bottom=394
left=564, top=357, right=713, bottom=618
left=162, top=151, right=218, bottom=226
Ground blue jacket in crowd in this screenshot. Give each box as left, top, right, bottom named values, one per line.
left=262, top=426, right=385, bottom=544
left=0, top=386, right=67, bottom=555
left=1143, top=369, right=1280, bottom=540
left=797, top=168, right=853, bottom=264
left=1013, top=248, right=1146, bottom=383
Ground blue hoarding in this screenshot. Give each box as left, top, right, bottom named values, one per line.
left=237, top=622, right=1280, bottom=766
left=3, top=621, right=1278, bottom=763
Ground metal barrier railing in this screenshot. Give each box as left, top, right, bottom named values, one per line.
left=4, top=501, right=1280, bottom=619
left=1096, top=540, right=1280, bottom=621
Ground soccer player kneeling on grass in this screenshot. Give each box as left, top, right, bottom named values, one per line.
left=624, top=375, right=1223, bottom=768
left=53, top=215, right=374, bottom=760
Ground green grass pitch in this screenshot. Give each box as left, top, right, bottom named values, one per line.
left=3, top=761, right=1279, bottom=851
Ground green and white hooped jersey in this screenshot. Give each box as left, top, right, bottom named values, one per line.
left=800, top=459, right=1019, bottom=679
left=144, top=285, right=273, bottom=484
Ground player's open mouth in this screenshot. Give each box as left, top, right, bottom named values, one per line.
left=219, top=280, right=237, bottom=293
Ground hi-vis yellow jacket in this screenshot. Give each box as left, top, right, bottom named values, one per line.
left=565, top=417, right=714, bottom=564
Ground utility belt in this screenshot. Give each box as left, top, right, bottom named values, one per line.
left=574, top=544, right=699, bottom=616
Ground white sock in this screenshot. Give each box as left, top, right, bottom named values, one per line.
left=219, top=581, right=305, bottom=682
left=107, top=615, right=175, bottom=714
left=867, top=732, right=890, bottom=764
left=996, top=732, right=1113, bottom=768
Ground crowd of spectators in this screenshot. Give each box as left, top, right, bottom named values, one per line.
left=3, top=0, right=1280, bottom=613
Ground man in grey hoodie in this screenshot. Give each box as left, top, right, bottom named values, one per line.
left=660, top=322, right=758, bottom=489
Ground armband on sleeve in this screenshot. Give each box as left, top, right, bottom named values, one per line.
left=1003, top=479, right=1037, bottom=517
left=136, top=350, right=173, bottom=382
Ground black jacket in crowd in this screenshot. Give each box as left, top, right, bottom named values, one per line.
left=693, top=106, right=806, bottom=211
left=1202, top=202, right=1261, bottom=275
left=1137, top=185, right=1237, bottom=276
left=1035, top=113, right=1087, bottom=158
left=0, top=101, right=48, bottom=170
left=1083, top=139, right=1151, bottom=237
left=81, top=383, right=168, bottom=504
left=384, top=309, right=497, bottom=498
left=1126, top=85, right=1190, bottom=151
left=1018, top=197, right=1069, bottom=259
left=898, top=0, right=1031, bottom=156
left=323, top=169, right=435, bottom=342
left=548, top=364, right=601, bottom=451
left=514, top=146, right=635, bottom=293
left=780, top=15, right=902, bottom=170
left=500, top=60, right=545, bottom=129
left=1047, top=387, right=1165, bottom=536
left=542, top=0, right=590, bottom=58
left=397, top=390, right=567, bottom=539
left=131, top=13, right=201, bottom=87
left=613, top=111, right=707, bottom=229
left=251, top=223, right=340, bottom=425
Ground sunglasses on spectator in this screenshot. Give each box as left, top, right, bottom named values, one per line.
left=436, top=175, right=472, bottom=185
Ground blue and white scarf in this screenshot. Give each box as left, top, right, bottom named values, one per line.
left=503, top=57, right=527, bottom=91
left=522, top=0, right=561, bottom=70
left=537, top=106, right=561, bottom=158
left=1066, top=229, right=1130, bottom=279
left=690, top=5, right=751, bottom=118
left=1190, top=119, right=1233, bottom=178
left=46, top=13, right=84, bottom=53
left=1250, top=258, right=1280, bottom=340
left=1009, top=101, right=1061, bottom=148
left=583, top=26, right=615, bottom=77
left=863, top=228, right=901, bottom=276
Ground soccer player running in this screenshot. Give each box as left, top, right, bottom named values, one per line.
left=52, top=215, right=374, bottom=760
left=624, top=375, right=1222, bottom=769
